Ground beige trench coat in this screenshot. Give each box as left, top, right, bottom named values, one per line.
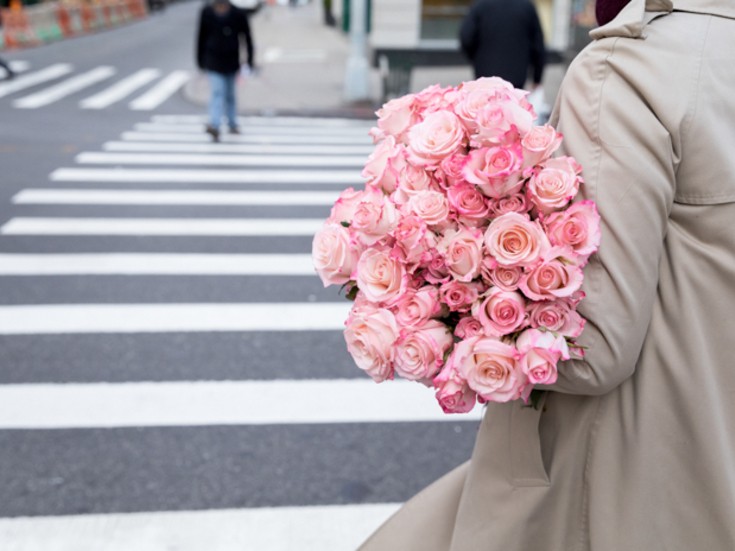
left=359, top=1, right=735, bottom=549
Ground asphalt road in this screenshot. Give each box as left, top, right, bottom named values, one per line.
left=0, top=3, right=480, bottom=548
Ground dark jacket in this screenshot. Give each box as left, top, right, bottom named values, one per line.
left=459, top=0, right=545, bottom=88
left=197, top=3, right=254, bottom=75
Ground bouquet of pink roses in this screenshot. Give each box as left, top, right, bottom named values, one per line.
left=312, top=77, right=600, bottom=413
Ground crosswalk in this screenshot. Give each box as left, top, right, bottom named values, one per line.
left=0, top=62, right=189, bottom=110
left=0, top=114, right=482, bottom=549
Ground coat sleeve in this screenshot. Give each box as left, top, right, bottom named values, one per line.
left=459, top=4, right=479, bottom=61
left=541, top=40, right=677, bottom=396
left=196, top=9, right=207, bottom=70
left=240, top=12, right=255, bottom=68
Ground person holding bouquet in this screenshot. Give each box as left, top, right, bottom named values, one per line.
left=357, top=0, right=735, bottom=549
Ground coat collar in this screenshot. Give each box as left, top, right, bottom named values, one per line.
left=590, top=0, right=735, bottom=40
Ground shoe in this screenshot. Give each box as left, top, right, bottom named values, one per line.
left=205, top=125, right=220, bottom=142
left=229, top=126, right=241, bottom=135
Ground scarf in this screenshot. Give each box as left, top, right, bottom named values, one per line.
left=596, top=0, right=633, bottom=25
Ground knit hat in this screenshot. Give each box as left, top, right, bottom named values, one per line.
left=596, top=0, right=632, bottom=25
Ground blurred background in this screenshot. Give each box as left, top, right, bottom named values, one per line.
left=0, top=0, right=595, bottom=549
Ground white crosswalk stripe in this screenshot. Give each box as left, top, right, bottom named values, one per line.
left=79, top=68, right=161, bottom=109
left=101, top=140, right=374, bottom=155
left=49, top=167, right=364, bottom=184
left=12, top=189, right=341, bottom=205
left=0, top=63, right=73, bottom=99
left=0, top=217, right=325, bottom=235
left=75, top=151, right=367, bottom=167
left=0, top=504, right=400, bottom=551
left=128, top=70, right=190, bottom=110
left=13, top=66, right=117, bottom=108
left=0, top=379, right=481, bottom=428
left=120, top=130, right=373, bottom=144
left=0, top=114, right=468, bottom=550
left=0, top=64, right=190, bottom=111
left=0, top=253, right=317, bottom=275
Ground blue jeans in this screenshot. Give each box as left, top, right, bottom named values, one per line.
left=208, top=71, right=237, bottom=129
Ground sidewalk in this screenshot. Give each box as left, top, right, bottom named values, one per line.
left=183, top=0, right=566, bottom=119
left=183, top=1, right=380, bottom=118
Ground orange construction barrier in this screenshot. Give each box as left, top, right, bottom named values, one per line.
left=0, top=7, right=41, bottom=49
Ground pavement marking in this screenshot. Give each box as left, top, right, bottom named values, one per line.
left=0, top=302, right=350, bottom=334
left=12, top=189, right=341, bottom=205
left=128, top=70, right=190, bottom=110
left=263, top=47, right=327, bottom=63
left=75, top=151, right=366, bottom=167
left=8, top=60, right=31, bottom=72
left=0, top=63, right=73, bottom=99
left=133, top=122, right=371, bottom=136
left=151, top=114, right=374, bottom=127
left=13, top=66, right=116, bottom=109
left=0, top=503, right=400, bottom=551
left=79, top=68, right=161, bottom=109
left=49, top=167, right=363, bottom=184
left=0, top=378, right=483, bottom=427
left=0, top=217, right=324, bottom=236
left=102, top=141, right=374, bottom=155
left=119, top=131, right=372, bottom=144
left=0, top=253, right=316, bottom=275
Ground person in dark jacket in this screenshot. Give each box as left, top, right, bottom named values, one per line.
left=197, top=0, right=254, bottom=141
left=459, top=0, right=545, bottom=90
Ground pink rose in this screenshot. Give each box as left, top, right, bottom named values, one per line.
left=312, top=223, right=361, bottom=287
left=521, top=125, right=563, bottom=167
left=437, top=152, right=469, bottom=188
left=414, top=84, right=455, bottom=114
left=351, top=187, right=398, bottom=246
left=462, top=145, right=524, bottom=198
left=527, top=157, right=582, bottom=214
left=484, top=212, right=550, bottom=267
left=373, top=93, right=421, bottom=144
left=544, top=200, right=601, bottom=263
left=394, top=320, right=454, bottom=381
left=439, top=280, right=481, bottom=313
left=432, top=360, right=477, bottom=414
left=327, top=187, right=363, bottom=225
left=437, top=227, right=484, bottom=282
left=519, top=248, right=584, bottom=301
left=392, top=163, right=437, bottom=205
left=361, top=136, right=405, bottom=194
left=392, top=214, right=437, bottom=268
left=356, top=248, right=407, bottom=305
left=516, top=328, right=570, bottom=386
left=447, top=183, right=490, bottom=227
left=481, top=262, right=524, bottom=291
left=406, top=190, right=451, bottom=228
left=393, top=286, right=443, bottom=329
left=452, top=336, right=527, bottom=403
left=406, top=110, right=466, bottom=167
left=344, top=304, right=399, bottom=382
left=473, top=287, right=527, bottom=337
left=424, top=251, right=451, bottom=285
left=488, top=193, right=531, bottom=217
left=454, top=316, right=485, bottom=339
left=527, top=299, right=585, bottom=338
left=472, top=98, right=534, bottom=147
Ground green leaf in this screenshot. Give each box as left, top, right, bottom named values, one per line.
left=340, top=221, right=350, bottom=228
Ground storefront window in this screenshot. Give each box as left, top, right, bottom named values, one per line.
left=420, top=0, right=472, bottom=40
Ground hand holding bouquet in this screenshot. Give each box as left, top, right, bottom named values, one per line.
left=313, top=78, right=600, bottom=413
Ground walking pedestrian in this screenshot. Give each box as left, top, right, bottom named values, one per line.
left=359, top=0, right=735, bottom=549
left=196, top=0, right=255, bottom=142
left=459, top=0, right=545, bottom=90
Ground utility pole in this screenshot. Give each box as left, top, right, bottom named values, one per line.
left=343, top=0, right=370, bottom=102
